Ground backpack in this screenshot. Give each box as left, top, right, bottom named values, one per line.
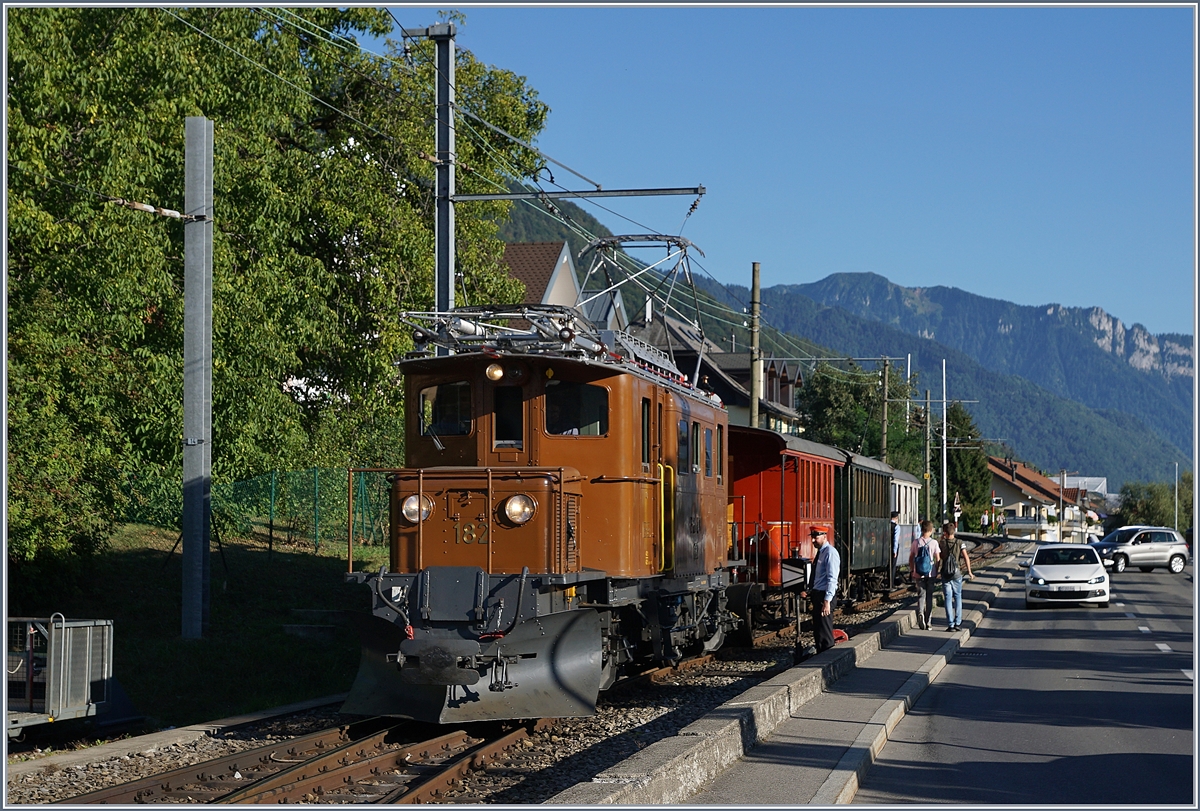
left=914, top=540, right=934, bottom=577
left=941, top=539, right=961, bottom=579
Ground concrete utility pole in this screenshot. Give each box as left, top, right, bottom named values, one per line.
left=941, top=360, right=948, bottom=522
left=182, top=116, right=213, bottom=640
left=1059, top=469, right=1066, bottom=542
left=749, top=262, right=761, bottom=429
left=881, top=359, right=889, bottom=464
left=403, top=23, right=457, bottom=353
left=924, top=389, right=932, bottom=520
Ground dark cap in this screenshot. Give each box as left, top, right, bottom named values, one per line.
left=890, top=511, right=900, bottom=518
left=809, top=524, right=831, bottom=536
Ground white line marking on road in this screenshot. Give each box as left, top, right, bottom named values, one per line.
left=1184, top=670, right=1194, bottom=680
left=1125, top=613, right=1138, bottom=619
left=1155, top=643, right=1171, bottom=652
left=1115, top=602, right=1124, bottom=607
left=1138, top=626, right=1151, bottom=633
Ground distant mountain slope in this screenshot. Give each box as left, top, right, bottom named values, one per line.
left=731, top=285, right=1190, bottom=489
left=782, top=273, right=1193, bottom=458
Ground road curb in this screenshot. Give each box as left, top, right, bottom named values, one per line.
left=810, top=556, right=1024, bottom=804
left=6, top=694, right=347, bottom=778
left=549, top=555, right=1024, bottom=805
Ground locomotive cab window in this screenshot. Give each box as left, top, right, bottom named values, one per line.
left=545, top=380, right=608, bottom=436
left=419, top=381, right=471, bottom=436
left=493, top=386, right=523, bottom=448
left=704, top=428, right=713, bottom=477
left=677, top=419, right=689, bottom=474
left=691, top=422, right=702, bottom=474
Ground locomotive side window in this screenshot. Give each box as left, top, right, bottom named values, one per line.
left=716, top=425, right=724, bottom=481
left=641, top=398, right=651, bottom=466
left=677, top=419, right=689, bottom=474
left=545, top=380, right=608, bottom=436
left=704, top=428, right=713, bottom=477
left=494, top=386, right=523, bottom=448
left=691, top=422, right=701, bottom=474
left=420, top=382, right=471, bottom=436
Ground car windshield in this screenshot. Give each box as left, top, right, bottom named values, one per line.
left=1034, top=548, right=1100, bottom=566
left=1099, top=528, right=1140, bottom=545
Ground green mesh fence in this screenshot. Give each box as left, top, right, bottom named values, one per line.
left=124, top=468, right=392, bottom=553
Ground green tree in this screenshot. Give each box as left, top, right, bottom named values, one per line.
left=794, top=360, right=926, bottom=486
left=943, top=401, right=990, bottom=526
left=1115, top=471, right=1194, bottom=531
left=7, top=8, right=546, bottom=588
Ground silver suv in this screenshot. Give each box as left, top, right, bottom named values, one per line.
left=1091, top=526, right=1191, bottom=574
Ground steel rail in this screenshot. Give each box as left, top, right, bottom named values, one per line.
left=57, top=716, right=400, bottom=804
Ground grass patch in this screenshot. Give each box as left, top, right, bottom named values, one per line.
left=9, top=523, right=390, bottom=731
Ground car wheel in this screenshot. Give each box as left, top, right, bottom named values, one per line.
left=1139, top=566, right=1154, bottom=573
left=1169, top=555, right=1186, bottom=574
left=1097, top=601, right=1109, bottom=608
left=1112, top=555, right=1128, bottom=573
left=1025, top=599, right=1038, bottom=610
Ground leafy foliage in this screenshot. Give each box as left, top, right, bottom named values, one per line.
left=944, top=401, right=991, bottom=525
left=1114, top=471, right=1193, bottom=531
left=7, top=8, right=546, bottom=580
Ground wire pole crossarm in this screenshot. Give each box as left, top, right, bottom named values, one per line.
left=454, top=186, right=705, bottom=202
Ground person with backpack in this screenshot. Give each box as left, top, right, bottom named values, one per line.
left=910, top=520, right=941, bottom=630
left=939, top=522, right=974, bottom=631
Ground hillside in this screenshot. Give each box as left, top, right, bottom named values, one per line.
left=732, top=284, right=1190, bottom=489
left=784, top=273, right=1193, bottom=458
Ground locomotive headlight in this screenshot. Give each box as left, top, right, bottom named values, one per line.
left=401, top=494, right=433, bottom=523
left=504, top=494, right=536, bottom=524
left=485, top=363, right=504, bottom=381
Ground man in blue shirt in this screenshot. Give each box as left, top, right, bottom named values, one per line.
left=808, top=524, right=840, bottom=654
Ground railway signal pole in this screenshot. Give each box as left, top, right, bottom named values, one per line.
left=182, top=116, right=213, bottom=639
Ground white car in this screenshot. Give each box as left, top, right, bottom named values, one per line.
left=1021, top=544, right=1109, bottom=609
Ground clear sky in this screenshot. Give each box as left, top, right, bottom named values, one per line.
left=378, top=5, right=1196, bottom=336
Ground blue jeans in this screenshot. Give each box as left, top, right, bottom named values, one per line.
left=943, top=576, right=964, bottom=627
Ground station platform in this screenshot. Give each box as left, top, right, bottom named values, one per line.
left=549, top=549, right=1027, bottom=805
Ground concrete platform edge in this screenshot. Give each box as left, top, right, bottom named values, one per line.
left=548, top=555, right=1023, bottom=805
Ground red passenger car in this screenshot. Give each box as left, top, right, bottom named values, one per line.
left=726, top=425, right=844, bottom=640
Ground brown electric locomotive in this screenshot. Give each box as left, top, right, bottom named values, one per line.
left=344, top=306, right=738, bottom=723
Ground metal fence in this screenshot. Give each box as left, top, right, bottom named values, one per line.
left=124, top=468, right=392, bottom=553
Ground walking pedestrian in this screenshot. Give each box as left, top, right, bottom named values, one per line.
left=939, top=522, right=973, bottom=631
left=910, top=520, right=941, bottom=630
left=806, top=525, right=839, bottom=655
left=980, top=511, right=989, bottom=536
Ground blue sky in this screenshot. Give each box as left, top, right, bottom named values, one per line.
left=378, top=5, right=1195, bottom=336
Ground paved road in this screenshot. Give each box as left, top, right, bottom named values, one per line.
left=853, top=560, right=1194, bottom=805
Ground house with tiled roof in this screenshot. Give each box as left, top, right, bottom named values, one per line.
left=988, top=456, right=1087, bottom=542
left=501, top=241, right=624, bottom=330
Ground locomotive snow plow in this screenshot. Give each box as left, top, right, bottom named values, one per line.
left=343, top=567, right=603, bottom=723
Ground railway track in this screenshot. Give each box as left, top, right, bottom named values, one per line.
left=57, top=717, right=544, bottom=805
